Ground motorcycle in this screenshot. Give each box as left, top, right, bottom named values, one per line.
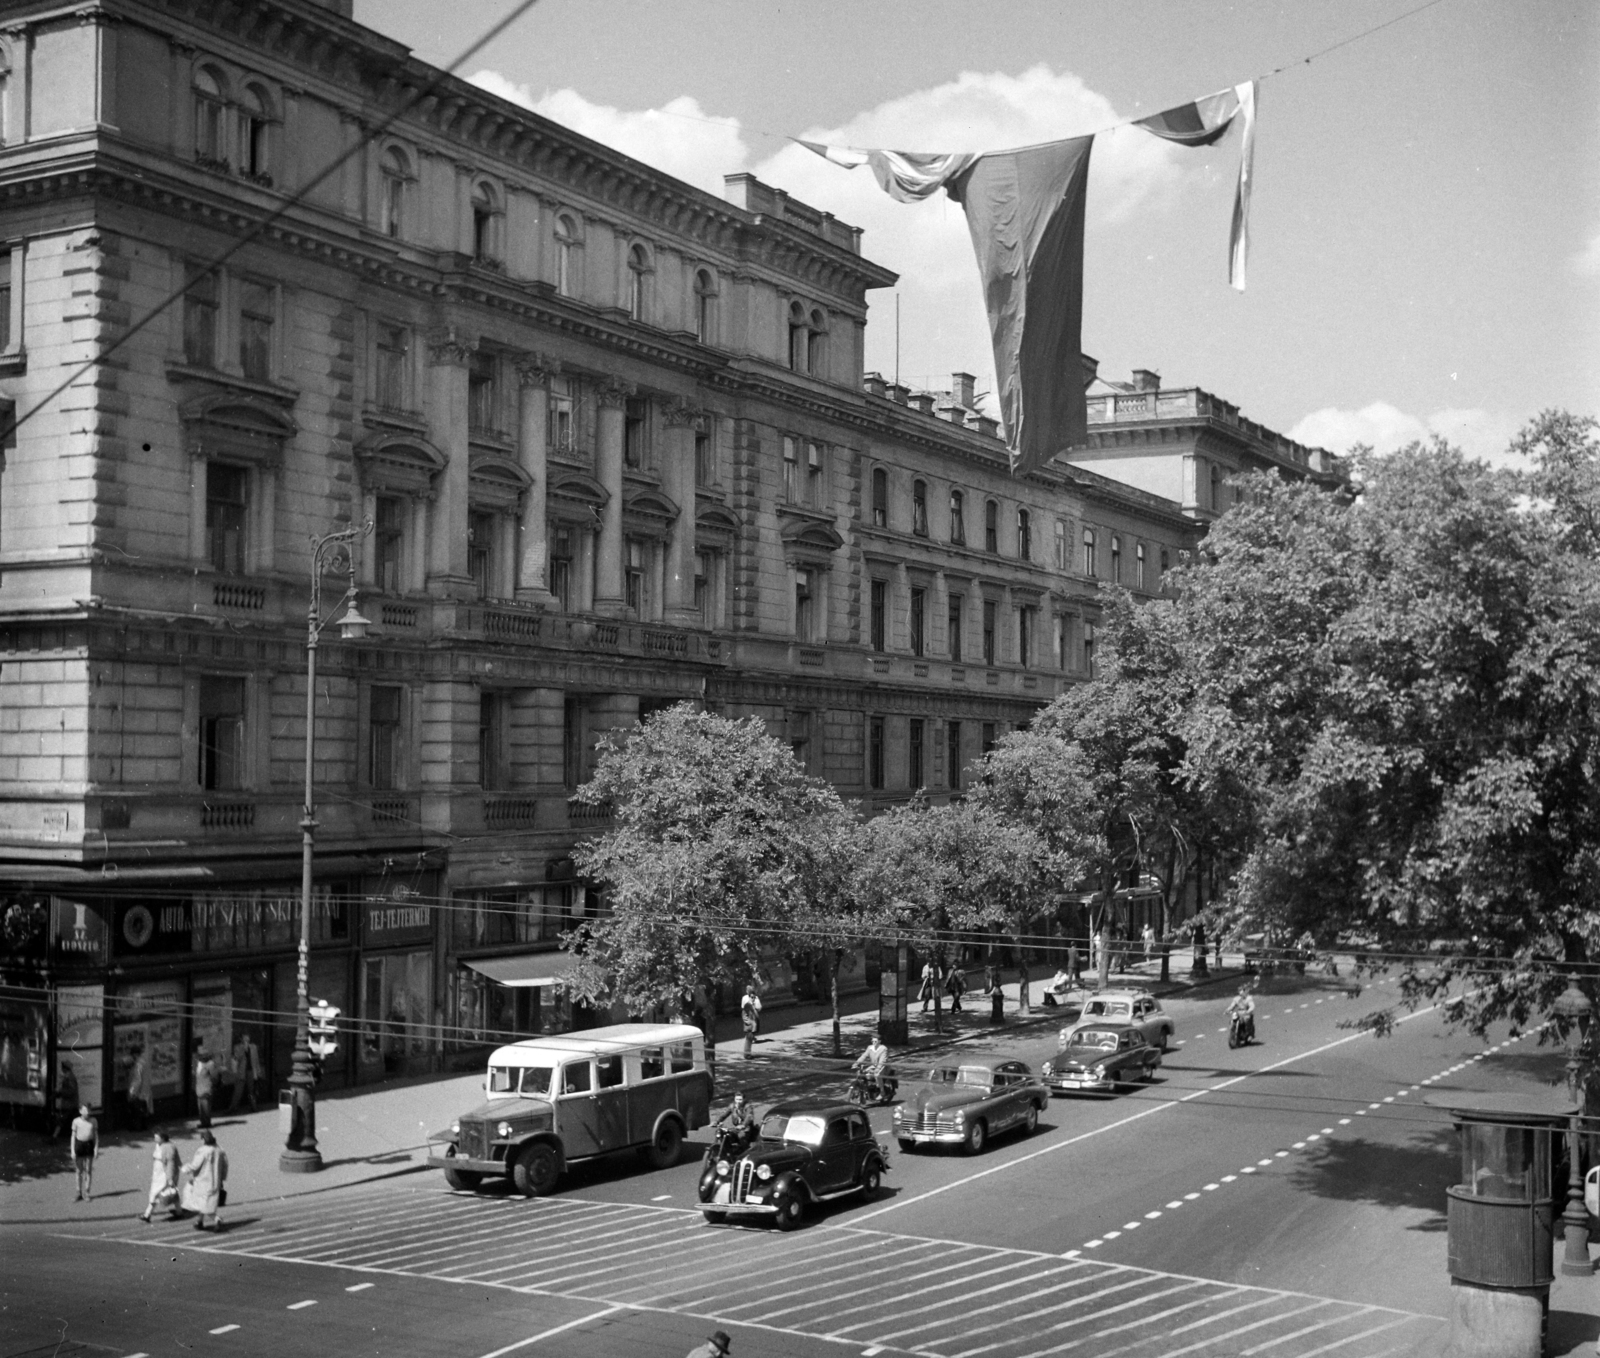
left=847, top=1064, right=899, bottom=1106
left=1228, top=1010, right=1256, bottom=1049
left=700, top=1122, right=756, bottom=1171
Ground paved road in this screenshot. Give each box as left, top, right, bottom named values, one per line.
left=9, top=974, right=1593, bottom=1357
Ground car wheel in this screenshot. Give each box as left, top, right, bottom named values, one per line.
left=774, top=1193, right=806, bottom=1231
left=511, top=1143, right=560, bottom=1197
left=897, top=1137, right=916, bottom=1154
left=1155, top=1030, right=1169, bottom=1052
left=1023, top=1103, right=1039, bottom=1135
left=861, top=1162, right=883, bottom=1199
left=963, top=1119, right=987, bottom=1156
left=1142, top=1063, right=1157, bottom=1082
left=442, top=1166, right=483, bottom=1192
left=644, top=1118, right=683, bottom=1170
left=703, top=1210, right=728, bottom=1225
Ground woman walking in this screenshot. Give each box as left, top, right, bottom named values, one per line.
left=181, top=1129, right=227, bottom=1231
left=140, top=1129, right=180, bottom=1222
left=70, top=1104, right=98, bottom=1201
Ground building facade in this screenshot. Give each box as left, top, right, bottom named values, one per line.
left=0, top=0, right=1312, bottom=1123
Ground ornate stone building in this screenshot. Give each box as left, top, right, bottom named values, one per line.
left=0, top=0, right=1322, bottom=1119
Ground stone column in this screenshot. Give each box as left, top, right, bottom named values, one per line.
left=426, top=329, right=474, bottom=593
left=593, top=378, right=632, bottom=614
left=662, top=399, right=701, bottom=624
left=577, top=527, right=596, bottom=612
left=188, top=449, right=209, bottom=562
left=513, top=353, right=559, bottom=604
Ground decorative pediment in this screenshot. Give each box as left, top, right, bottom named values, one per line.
left=469, top=449, right=532, bottom=511
left=779, top=516, right=844, bottom=553
left=549, top=470, right=608, bottom=525
left=622, top=486, right=680, bottom=541
left=695, top=501, right=740, bottom=549
left=355, top=431, right=448, bottom=495
left=180, top=392, right=296, bottom=462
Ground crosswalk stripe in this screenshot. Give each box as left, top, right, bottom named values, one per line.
left=1154, top=1299, right=1333, bottom=1357
left=823, top=1253, right=1042, bottom=1334
left=1239, top=1306, right=1378, bottom=1354
left=1278, top=1314, right=1417, bottom=1357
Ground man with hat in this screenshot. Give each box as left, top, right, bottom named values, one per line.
left=686, top=1330, right=732, bottom=1358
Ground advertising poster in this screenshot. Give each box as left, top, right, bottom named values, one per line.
left=0, top=992, right=48, bottom=1106
left=114, top=981, right=185, bottom=1099
left=192, top=976, right=233, bottom=1076
left=56, top=985, right=105, bottom=1110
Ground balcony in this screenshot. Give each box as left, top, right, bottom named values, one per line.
left=484, top=795, right=539, bottom=830
left=569, top=798, right=613, bottom=827
left=199, top=800, right=256, bottom=831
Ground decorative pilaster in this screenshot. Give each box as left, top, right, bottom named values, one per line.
left=593, top=377, right=632, bottom=614
left=513, top=353, right=560, bottom=604
left=662, top=399, right=702, bottom=624
left=426, top=328, right=474, bottom=591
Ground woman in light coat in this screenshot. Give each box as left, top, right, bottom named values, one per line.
left=140, top=1129, right=180, bottom=1222
left=181, top=1129, right=226, bottom=1231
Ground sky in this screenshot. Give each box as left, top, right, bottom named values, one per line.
left=354, top=0, right=1599, bottom=464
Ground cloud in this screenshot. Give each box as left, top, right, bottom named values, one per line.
left=1574, top=229, right=1600, bottom=277
left=467, top=71, right=749, bottom=197
left=1289, top=403, right=1524, bottom=467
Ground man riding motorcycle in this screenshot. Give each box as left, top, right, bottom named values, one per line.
left=1227, top=986, right=1257, bottom=1046
left=853, top=1036, right=891, bottom=1101
left=709, top=1092, right=757, bottom=1156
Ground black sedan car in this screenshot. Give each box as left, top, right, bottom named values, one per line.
left=1042, top=1024, right=1162, bottom=1095
left=698, top=1100, right=887, bottom=1229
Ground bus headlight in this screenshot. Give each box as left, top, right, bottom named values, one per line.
left=497, top=1121, right=513, bottom=1138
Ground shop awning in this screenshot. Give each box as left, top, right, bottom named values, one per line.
left=462, top=951, right=579, bottom=988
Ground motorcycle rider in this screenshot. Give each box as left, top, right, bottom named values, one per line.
left=853, top=1035, right=891, bottom=1101
left=711, top=1091, right=758, bottom=1152
left=1227, top=985, right=1257, bottom=1044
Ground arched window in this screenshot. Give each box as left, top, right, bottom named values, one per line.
left=380, top=146, right=410, bottom=239
left=807, top=308, right=826, bottom=377
left=554, top=214, right=578, bottom=297
left=1017, top=508, right=1032, bottom=560
left=241, top=85, right=273, bottom=181
left=949, top=489, right=966, bottom=545
left=193, top=67, right=227, bottom=163
left=471, top=183, right=498, bottom=262
left=788, top=301, right=808, bottom=372
left=694, top=269, right=717, bottom=344
left=627, top=243, right=651, bottom=322
left=871, top=467, right=888, bottom=528
left=984, top=499, right=999, bottom=553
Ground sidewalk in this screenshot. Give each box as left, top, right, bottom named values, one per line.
left=0, top=957, right=1248, bottom=1228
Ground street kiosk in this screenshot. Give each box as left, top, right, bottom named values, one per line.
left=1426, top=1090, right=1576, bottom=1358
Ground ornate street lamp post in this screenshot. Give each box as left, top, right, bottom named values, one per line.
left=280, top=524, right=371, bottom=1174
left=1553, top=974, right=1593, bottom=1275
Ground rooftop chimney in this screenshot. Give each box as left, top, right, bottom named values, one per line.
left=863, top=372, right=887, bottom=398
left=1131, top=368, right=1161, bottom=393
left=886, top=382, right=910, bottom=406
left=951, top=372, right=976, bottom=407
left=910, top=393, right=937, bottom=415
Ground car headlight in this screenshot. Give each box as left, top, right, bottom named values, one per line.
left=497, top=1121, right=513, bottom=1138
left=450, top=1120, right=460, bottom=1135
left=755, top=1163, right=773, bottom=1181
left=1042, top=1061, right=1053, bottom=1077
left=715, top=1159, right=730, bottom=1177
left=1090, top=1064, right=1107, bottom=1077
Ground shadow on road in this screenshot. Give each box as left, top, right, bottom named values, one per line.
left=1550, top=1308, right=1600, bottom=1354
left=1287, top=1127, right=1455, bottom=1231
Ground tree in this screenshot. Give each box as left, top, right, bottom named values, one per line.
left=565, top=704, right=860, bottom=1061
left=1169, top=418, right=1600, bottom=1040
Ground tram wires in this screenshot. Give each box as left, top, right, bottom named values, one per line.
left=0, top=0, right=544, bottom=449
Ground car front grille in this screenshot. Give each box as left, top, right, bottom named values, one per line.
left=456, top=1121, right=488, bottom=1161
left=733, top=1159, right=757, bottom=1199
left=904, top=1111, right=962, bottom=1135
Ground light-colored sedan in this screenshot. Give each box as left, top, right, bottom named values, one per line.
left=893, top=1059, right=1048, bottom=1156
left=1058, top=989, right=1176, bottom=1051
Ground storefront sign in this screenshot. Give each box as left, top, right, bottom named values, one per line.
left=114, top=899, right=192, bottom=957
left=52, top=897, right=108, bottom=963
left=113, top=886, right=349, bottom=959
left=365, top=888, right=433, bottom=948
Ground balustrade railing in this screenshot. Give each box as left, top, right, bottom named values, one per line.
left=200, top=801, right=256, bottom=830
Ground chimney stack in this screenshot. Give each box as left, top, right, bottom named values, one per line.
left=951, top=372, right=976, bottom=407
left=886, top=382, right=910, bottom=406
left=863, top=371, right=887, bottom=398
left=1131, top=368, right=1161, bottom=393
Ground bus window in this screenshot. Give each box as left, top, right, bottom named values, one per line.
left=561, top=1060, right=592, bottom=1095
left=596, top=1054, right=624, bottom=1089
left=668, top=1041, right=695, bottom=1074
left=637, top=1047, right=665, bottom=1081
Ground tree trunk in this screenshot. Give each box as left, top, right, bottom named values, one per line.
left=932, top=951, right=944, bottom=1034
left=1016, top=933, right=1031, bottom=1015
left=830, top=949, right=842, bottom=1057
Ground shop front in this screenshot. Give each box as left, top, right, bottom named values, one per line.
left=358, top=876, right=440, bottom=1081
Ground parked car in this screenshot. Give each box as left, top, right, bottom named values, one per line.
left=698, top=1101, right=887, bottom=1229
left=1042, top=1025, right=1162, bottom=1095
left=1058, top=989, right=1176, bottom=1050
left=893, top=1058, right=1048, bottom=1155
left=427, top=1022, right=711, bottom=1196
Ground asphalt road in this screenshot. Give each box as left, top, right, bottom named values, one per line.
left=7, top=972, right=1593, bottom=1358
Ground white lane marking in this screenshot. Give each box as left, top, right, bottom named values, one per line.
left=1122, top=1222, right=1141, bottom=1231
left=943, top=1276, right=1170, bottom=1358
left=1166, top=1200, right=1183, bottom=1209
left=1339, top=1118, right=1351, bottom=1125
left=1085, top=1239, right=1104, bottom=1248
left=1154, top=1299, right=1333, bottom=1357
left=1062, top=1251, right=1081, bottom=1260
left=651, top=1194, right=671, bottom=1201
left=209, top=1325, right=239, bottom=1335
left=1104, top=1230, right=1122, bottom=1239
left=1221, top=1175, right=1237, bottom=1183
left=1241, top=1167, right=1256, bottom=1174
left=124, top=1353, right=150, bottom=1357
left=1275, top=1151, right=1289, bottom=1158
left=1293, top=1142, right=1307, bottom=1149
left=863, top=1349, right=885, bottom=1357
left=1258, top=1159, right=1274, bottom=1166
left=1321, top=1127, right=1334, bottom=1134
left=1383, top=1097, right=1395, bottom=1103
left=471, top=1304, right=622, bottom=1358
left=823, top=1253, right=1043, bottom=1334
left=1240, top=1306, right=1386, bottom=1355
left=345, top=1282, right=374, bottom=1292
left=1293, top=1316, right=1420, bottom=1355
left=1185, top=1192, right=1201, bottom=1200
left=1307, top=1135, right=1321, bottom=1142
left=287, top=1299, right=317, bottom=1310
left=871, top=1267, right=1107, bottom=1346
left=1145, top=1210, right=1163, bottom=1219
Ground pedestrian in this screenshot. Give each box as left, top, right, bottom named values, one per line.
left=1092, top=926, right=1107, bottom=975
left=686, top=1330, right=732, bottom=1358
left=230, top=1032, right=261, bottom=1113
left=70, top=1103, right=99, bottom=1201
left=194, top=1045, right=217, bottom=1128
left=180, top=1128, right=227, bottom=1231
left=52, top=1060, right=79, bottom=1140
left=944, top=964, right=966, bottom=1013
left=1142, top=922, right=1156, bottom=964
left=739, top=983, right=762, bottom=1057
left=1066, top=941, right=1081, bottom=984
left=140, top=1129, right=181, bottom=1222
left=918, top=959, right=940, bottom=1013
left=983, top=961, right=1004, bottom=1024
left=129, top=1044, right=154, bottom=1130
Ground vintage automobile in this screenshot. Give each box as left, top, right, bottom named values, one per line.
left=427, top=1022, right=711, bottom=1196
left=1042, top=1024, right=1162, bottom=1094
left=1058, top=989, right=1176, bottom=1051
left=892, top=1058, right=1048, bottom=1155
left=698, top=1100, right=887, bottom=1229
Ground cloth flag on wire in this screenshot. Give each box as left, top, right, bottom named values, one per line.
left=798, top=135, right=1093, bottom=476
left=1135, top=81, right=1258, bottom=290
